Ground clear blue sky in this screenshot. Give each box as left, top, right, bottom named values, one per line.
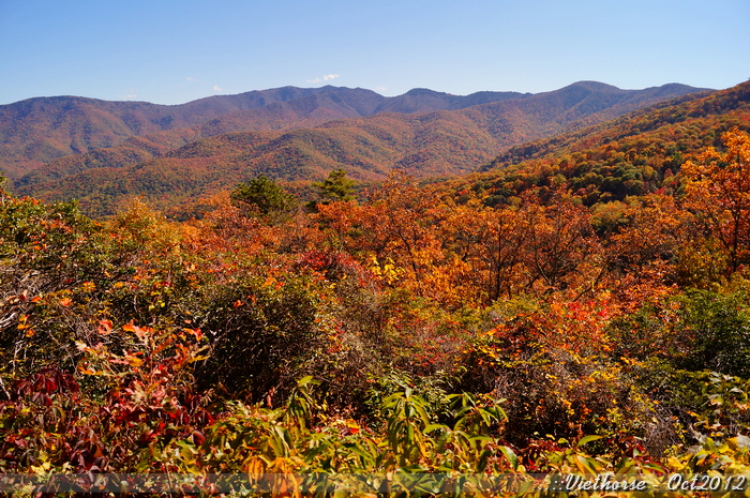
left=1, top=0, right=748, bottom=106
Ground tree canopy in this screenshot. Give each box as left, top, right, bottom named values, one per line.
left=312, top=168, right=356, bottom=204
left=230, top=174, right=297, bottom=215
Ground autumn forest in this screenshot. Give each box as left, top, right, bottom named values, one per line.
left=2, top=80, right=750, bottom=496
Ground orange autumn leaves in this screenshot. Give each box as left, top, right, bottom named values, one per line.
left=682, top=130, right=750, bottom=274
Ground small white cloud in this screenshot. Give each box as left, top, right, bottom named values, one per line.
left=187, top=77, right=197, bottom=82
left=374, top=86, right=388, bottom=92
left=118, top=89, right=138, bottom=99
left=213, top=85, right=223, bottom=92
left=307, top=74, right=341, bottom=84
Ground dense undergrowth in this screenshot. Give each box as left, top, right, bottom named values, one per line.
left=2, top=131, right=750, bottom=496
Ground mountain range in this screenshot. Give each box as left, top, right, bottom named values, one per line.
left=442, top=79, right=750, bottom=212
left=1, top=81, right=710, bottom=216
left=0, top=85, right=530, bottom=178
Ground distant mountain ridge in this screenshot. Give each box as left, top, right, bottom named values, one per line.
left=0, top=86, right=526, bottom=178
left=10, top=81, right=714, bottom=217
left=482, top=80, right=750, bottom=174
left=0, top=82, right=707, bottom=179
left=442, top=80, right=750, bottom=211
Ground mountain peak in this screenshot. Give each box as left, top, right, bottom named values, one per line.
left=564, top=81, right=622, bottom=92
left=404, top=88, right=450, bottom=97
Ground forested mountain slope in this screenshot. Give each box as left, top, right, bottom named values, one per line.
left=12, top=82, right=709, bottom=216
left=442, top=80, right=750, bottom=209
left=1, top=82, right=705, bottom=180
left=0, top=87, right=380, bottom=177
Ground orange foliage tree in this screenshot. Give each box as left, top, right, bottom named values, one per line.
left=682, top=129, right=750, bottom=274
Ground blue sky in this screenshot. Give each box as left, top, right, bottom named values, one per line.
left=1, top=0, right=748, bottom=106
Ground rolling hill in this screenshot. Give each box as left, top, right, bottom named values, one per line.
left=0, top=86, right=529, bottom=179
left=10, top=82, right=710, bottom=217
left=442, top=80, right=750, bottom=210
